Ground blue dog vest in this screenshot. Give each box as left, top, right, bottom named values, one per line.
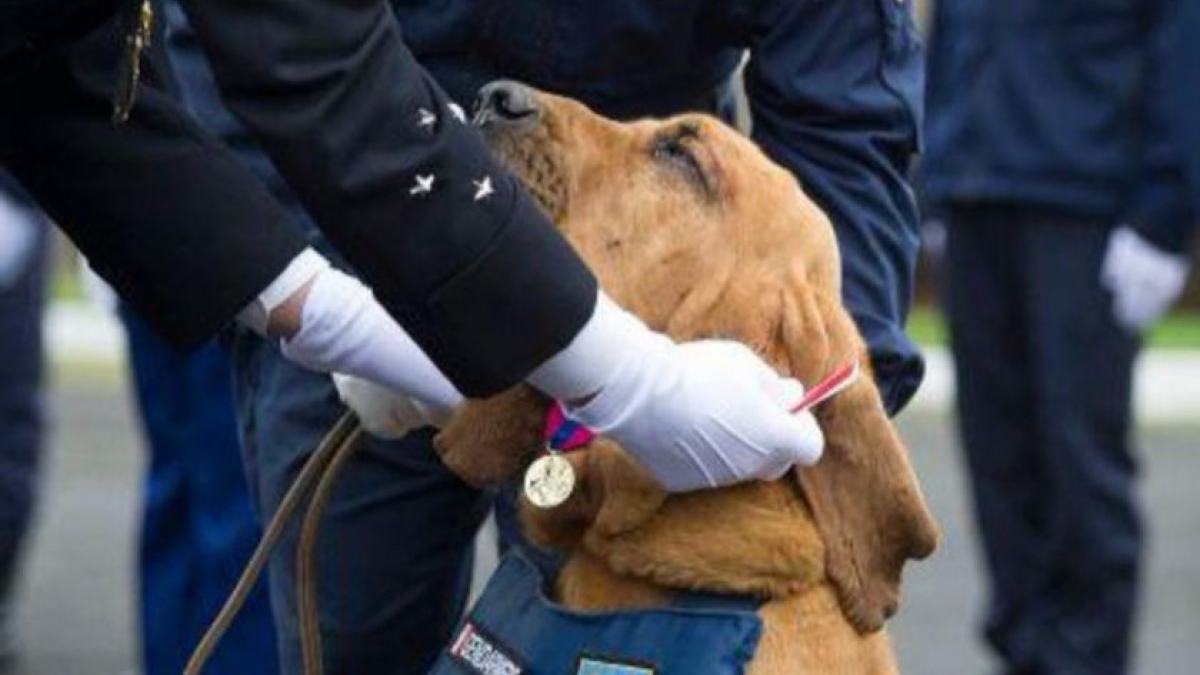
left=429, top=553, right=763, bottom=675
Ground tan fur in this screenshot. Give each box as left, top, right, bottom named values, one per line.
left=434, top=90, right=940, bottom=674
left=434, top=386, right=548, bottom=488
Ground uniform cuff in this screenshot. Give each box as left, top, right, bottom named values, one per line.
left=237, top=248, right=331, bottom=334
left=410, top=193, right=599, bottom=397
left=527, top=293, right=651, bottom=402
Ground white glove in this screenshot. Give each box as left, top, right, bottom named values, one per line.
left=332, top=374, right=453, bottom=439
left=239, top=250, right=464, bottom=428
left=0, top=191, right=37, bottom=290
left=1101, top=226, right=1191, bottom=332
left=529, top=294, right=824, bottom=492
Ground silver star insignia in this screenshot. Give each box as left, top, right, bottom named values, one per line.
left=416, top=108, right=437, bottom=129
left=409, top=174, right=436, bottom=196
left=472, top=176, right=495, bottom=202
left=447, top=102, right=467, bottom=124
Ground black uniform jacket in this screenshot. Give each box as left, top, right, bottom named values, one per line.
left=0, top=0, right=597, bottom=396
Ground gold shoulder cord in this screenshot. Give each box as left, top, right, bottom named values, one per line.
left=112, top=0, right=154, bottom=125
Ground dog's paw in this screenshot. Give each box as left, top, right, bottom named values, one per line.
left=433, top=386, right=548, bottom=488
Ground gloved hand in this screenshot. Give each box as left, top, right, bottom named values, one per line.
left=332, top=373, right=458, bottom=439
left=0, top=191, right=37, bottom=290
left=529, top=294, right=825, bottom=492
left=239, top=249, right=464, bottom=432
left=1101, top=226, right=1191, bottom=332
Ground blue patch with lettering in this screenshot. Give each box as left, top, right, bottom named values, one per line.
left=576, top=656, right=656, bottom=675
left=449, top=621, right=524, bottom=675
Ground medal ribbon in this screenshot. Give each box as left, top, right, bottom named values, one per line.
left=788, top=360, right=860, bottom=414
left=542, top=402, right=596, bottom=452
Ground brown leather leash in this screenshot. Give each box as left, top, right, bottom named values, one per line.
left=183, top=411, right=363, bottom=675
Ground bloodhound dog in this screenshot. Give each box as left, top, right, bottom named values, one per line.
left=434, top=84, right=940, bottom=675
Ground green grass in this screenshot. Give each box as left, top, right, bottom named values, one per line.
left=907, top=307, right=1200, bottom=349
left=906, top=307, right=948, bottom=347
left=1148, top=312, right=1200, bottom=348
left=52, top=266, right=85, bottom=302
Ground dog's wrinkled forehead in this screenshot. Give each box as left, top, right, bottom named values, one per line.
left=483, top=92, right=794, bottom=223
left=480, top=88, right=840, bottom=303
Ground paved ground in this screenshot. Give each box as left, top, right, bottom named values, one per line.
left=889, top=413, right=1200, bottom=675
left=6, top=376, right=140, bottom=675
left=3, top=370, right=1198, bottom=675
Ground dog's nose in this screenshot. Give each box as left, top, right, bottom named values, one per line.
left=474, top=80, right=539, bottom=126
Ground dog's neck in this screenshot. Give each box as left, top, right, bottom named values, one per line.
left=551, top=479, right=828, bottom=611
left=553, top=550, right=672, bottom=611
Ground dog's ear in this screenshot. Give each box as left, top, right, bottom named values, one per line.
left=433, top=386, right=549, bottom=488
left=696, top=262, right=939, bottom=633
left=787, top=291, right=940, bottom=634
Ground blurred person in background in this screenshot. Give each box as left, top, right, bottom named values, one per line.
left=0, top=174, right=47, bottom=667
left=923, top=1, right=1197, bottom=675
left=118, top=307, right=279, bottom=675
left=77, top=231, right=278, bottom=675
left=160, top=0, right=925, bottom=672
left=1169, top=0, right=1200, bottom=214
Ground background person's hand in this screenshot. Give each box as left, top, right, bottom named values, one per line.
left=1101, top=226, right=1191, bottom=332
left=333, top=374, right=458, bottom=439
left=529, top=294, right=825, bottom=492
left=0, top=191, right=37, bottom=290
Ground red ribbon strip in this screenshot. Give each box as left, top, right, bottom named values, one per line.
left=788, top=360, right=860, bottom=414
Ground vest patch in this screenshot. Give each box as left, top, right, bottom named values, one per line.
left=449, top=621, right=524, bottom=675
left=576, top=656, right=657, bottom=675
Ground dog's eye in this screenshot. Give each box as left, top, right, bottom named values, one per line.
left=655, top=138, right=697, bottom=170
left=652, top=126, right=713, bottom=195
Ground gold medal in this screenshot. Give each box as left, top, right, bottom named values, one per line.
left=523, top=452, right=576, bottom=509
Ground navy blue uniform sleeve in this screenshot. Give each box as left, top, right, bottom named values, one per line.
left=1125, top=0, right=1197, bottom=254
left=1177, top=0, right=1200, bottom=222
left=741, top=0, right=926, bottom=413
left=176, top=0, right=597, bottom=396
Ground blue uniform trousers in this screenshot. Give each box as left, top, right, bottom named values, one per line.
left=230, top=330, right=491, bottom=675
left=121, top=310, right=280, bottom=675
left=0, top=211, right=45, bottom=630
left=942, top=203, right=1142, bottom=675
